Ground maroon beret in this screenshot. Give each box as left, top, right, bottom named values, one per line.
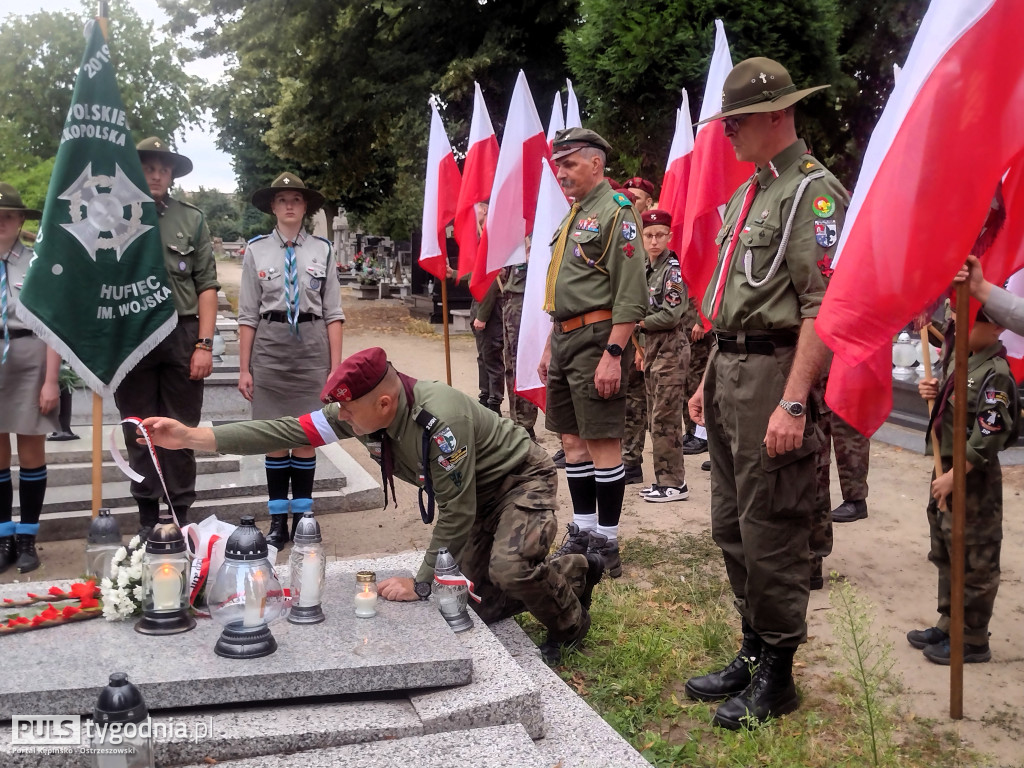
left=320, top=347, right=390, bottom=403
left=605, top=176, right=624, bottom=191
left=641, top=208, right=672, bottom=228
left=624, top=177, right=655, bottom=196
left=623, top=189, right=639, bottom=204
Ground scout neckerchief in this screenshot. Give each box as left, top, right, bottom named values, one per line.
left=710, top=178, right=758, bottom=319
left=376, top=371, right=439, bottom=524
left=276, top=228, right=301, bottom=336
left=0, top=240, right=17, bottom=365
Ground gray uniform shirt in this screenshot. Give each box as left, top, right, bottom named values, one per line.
left=7, top=241, right=35, bottom=332
left=238, top=229, right=345, bottom=328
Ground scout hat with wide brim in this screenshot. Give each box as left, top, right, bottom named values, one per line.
left=0, top=182, right=41, bottom=219
left=551, top=127, right=613, bottom=161
left=136, top=136, right=193, bottom=178
left=695, top=57, right=829, bottom=126
left=251, top=172, right=325, bottom=214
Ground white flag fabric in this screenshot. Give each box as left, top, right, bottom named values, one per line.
left=565, top=79, right=582, bottom=128
left=546, top=92, right=564, bottom=142
left=418, top=97, right=461, bottom=280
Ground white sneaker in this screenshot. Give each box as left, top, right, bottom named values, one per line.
left=638, top=484, right=658, bottom=497
left=644, top=484, right=689, bottom=503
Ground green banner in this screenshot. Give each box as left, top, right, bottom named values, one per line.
left=19, top=19, right=175, bottom=398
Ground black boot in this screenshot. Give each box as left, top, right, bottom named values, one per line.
left=0, top=536, right=15, bottom=574
left=15, top=534, right=40, bottom=574
left=551, top=522, right=590, bottom=559
left=138, top=500, right=160, bottom=541
left=265, top=515, right=289, bottom=550
left=290, top=513, right=304, bottom=541
left=685, top=621, right=762, bottom=701
left=712, top=645, right=800, bottom=729
left=538, top=609, right=592, bottom=664
left=579, top=551, right=605, bottom=610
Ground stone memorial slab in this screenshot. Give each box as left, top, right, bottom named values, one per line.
left=0, top=570, right=471, bottom=720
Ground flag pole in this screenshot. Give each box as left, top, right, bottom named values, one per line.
left=91, top=3, right=109, bottom=519
left=440, top=273, right=452, bottom=385
left=920, top=324, right=947, bottom=510
left=949, top=282, right=969, bottom=719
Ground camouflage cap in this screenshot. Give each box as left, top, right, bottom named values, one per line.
left=0, top=182, right=41, bottom=220
left=136, top=136, right=193, bottom=178
left=551, top=127, right=612, bottom=160
left=251, top=172, right=326, bottom=214
left=696, top=57, right=829, bottom=126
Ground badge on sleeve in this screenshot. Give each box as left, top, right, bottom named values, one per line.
left=621, top=221, right=637, bottom=241
left=624, top=243, right=636, bottom=258
left=433, top=427, right=457, bottom=454
left=665, top=290, right=682, bottom=307
left=985, top=388, right=1010, bottom=407
left=816, top=256, right=834, bottom=279
left=978, top=408, right=1005, bottom=436
left=812, top=195, right=836, bottom=218
left=814, top=219, right=838, bottom=248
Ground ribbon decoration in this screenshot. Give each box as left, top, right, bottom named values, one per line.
left=109, top=417, right=181, bottom=530
left=433, top=572, right=482, bottom=603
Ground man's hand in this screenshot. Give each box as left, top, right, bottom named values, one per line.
left=238, top=371, right=254, bottom=401
left=377, top=576, right=419, bottom=602
left=39, top=381, right=60, bottom=414
left=918, top=377, right=939, bottom=401
left=139, top=417, right=204, bottom=451
left=691, top=323, right=705, bottom=342
left=538, top=346, right=551, bottom=385
left=688, top=381, right=705, bottom=426
left=959, top=255, right=993, bottom=304
left=472, top=318, right=486, bottom=331
left=633, top=350, right=644, bottom=371
left=764, top=407, right=804, bottom=458
left=931, top=470, right=954, bottom=503
left=594, top=352, right=622, bottom=398
left=190, top=348, right=213, bottom=380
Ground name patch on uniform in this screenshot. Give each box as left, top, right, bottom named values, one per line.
left=814, top=219, right=838, bottom=248
left=576, top=217, right=600, bottom=233
left=437, top=445, right=468, bottom=471
left=985, top=389, right=1010, bottom=407
left=621, top=221, right=637, bottom=241
left=812, top=195, right=836, bottom=218
left=433, top=427, right=457, bottom=454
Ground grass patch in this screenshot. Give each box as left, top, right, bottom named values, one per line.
left=520, top=532, right=983, bottom=767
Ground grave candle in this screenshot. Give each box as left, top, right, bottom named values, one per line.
left=151, top=563, right=180, bottom=611
left=243, top=572, right=266, bottom=628
left=298, top=550, right=321, bottom=608
left=354, top=571, right=377, bottom=618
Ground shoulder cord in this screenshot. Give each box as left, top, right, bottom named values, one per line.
left=743, top=170, right=825, bottom=288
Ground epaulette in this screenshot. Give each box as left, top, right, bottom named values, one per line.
left=799, top=158, right=822, bottom=176
left=314, top=235, right=333, bottom=251
left=248, top=233, right=270, bottom=244
left=668, top=256, right=680, bottom=266
left=176, top=198, right=204, bottom=213
left=612, top=192, right=631, bottom=208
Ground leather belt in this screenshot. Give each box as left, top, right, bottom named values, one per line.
left=7, top=329, right=34, bottom=339
left=261, top=311, right=320, bottom=323
left=556, top=309, right=613, bottom=333
left=715, top=330, right=798, bottom=356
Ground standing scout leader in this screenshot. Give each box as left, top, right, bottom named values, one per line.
left=686, top=58, right=848, bottom=729
left=139, top=347, right=604, bottom=662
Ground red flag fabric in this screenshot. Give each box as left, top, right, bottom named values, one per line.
left=454, top=83, right=499, bottom=278
left=419, top=98, right=462, bottom=281
left=676, top=20, right=754, bottom=321
left=660, top=89, right=693, bottom=235
left=819, top=0, right=1024, bottom=435
left=472, top=70, right=547, bottom=299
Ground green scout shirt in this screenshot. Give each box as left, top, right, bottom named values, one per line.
left=212, top=379, right=533, bottom=582
left=158, top=196, right=219, bottom=316
left=545, top=180, right=647, bottom=324
left=473, top=279, right=501, bottom=324
left=927, top=342, right=1019, bottom=468
left=500, top=264, right=528, bottom=295
left=702, top=140, right=849, bottom=332
left=643, top=250, right=687, bottom=332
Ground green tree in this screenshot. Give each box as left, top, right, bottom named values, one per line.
left=182, top=187, right=244, bottom=241
left=0, top=2, right=204, bottom=163
left=2, top=157, right=56, bottom=235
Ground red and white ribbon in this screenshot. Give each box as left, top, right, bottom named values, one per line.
left=434, top=573, right=482, bottom=603
left=110, top=417, right=181, bottom=530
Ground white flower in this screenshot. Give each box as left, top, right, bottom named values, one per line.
left=127, top=564, right=143, bottom=581
left=128, top=535, right=141, bottom=550
left=117, top=570, right=130, bottom=588
left=133, top=585, right=145, bottom=602
left=111, top=547, right=127, bottom=566
left=130, top=548, right=145, bottom=566
left=100, top=577, right=113, bottom=590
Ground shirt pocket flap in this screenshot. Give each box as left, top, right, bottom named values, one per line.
left=570, top=229, right=600, bottom=245
left=167, top=243, right=195, bottom=257
left=739, top=224, right=775, bottom=249
left=305, top=265, right=328, bottom=279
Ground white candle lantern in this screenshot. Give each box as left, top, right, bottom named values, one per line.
left=354, top=571, right=377, bottom=618
left=85, top=508, right=122, bottom=581
left=288, top=513, right=326, bottom=624
left=134, top=513, right=195, bottom=636
left=892, top=331, right=918, bottom=378
left=208, top=516, right=290, bottom=658
left=433, top=548, right=474, bottom=633
left=89, top=672, right=154, bottom=768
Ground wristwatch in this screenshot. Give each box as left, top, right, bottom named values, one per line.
left=778, top=399, right=805, bottom=417
left=605, top=343, right=623, bottom=357
left=413, top=580, right=432, bottom=600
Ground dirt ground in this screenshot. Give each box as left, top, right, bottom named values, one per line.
left=12, top=261, right=1024, bottom=765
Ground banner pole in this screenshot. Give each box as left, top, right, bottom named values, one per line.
left=949, top=283, right=969, bottom=719
left=441, top=276, right=452, bottom=385
left=921, top=324, right=947, bottom=509
left=91, top=393, right=103, bottom=518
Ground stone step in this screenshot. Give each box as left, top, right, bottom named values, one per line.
left=10, top=456, right=241, bottom=488
left=174, top=724, right=545, bottom=768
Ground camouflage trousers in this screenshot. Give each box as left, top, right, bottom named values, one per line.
left=644, top=328, right=690, bottom=487
left=821, top=410, right=870, bottom=503
left=622, top=362, right=647, bottom=466
left=927, top=457, right=1003, bottom=645
left=459, top=442, right=590, bottom=636
left=683, top=332, right=712, bottom=435
left=500, top=292, right=538, bottom=430
left=809, top=380, right=833, bottom=563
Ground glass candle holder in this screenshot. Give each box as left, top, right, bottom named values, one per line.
left=354, top=571, right=377, bottom=618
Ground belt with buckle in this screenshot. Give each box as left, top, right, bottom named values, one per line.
left=261, top=311, right=321, bottom=323
left=7, top=329, right=34, bottom=339
left=556, top=309, right=613, bottom=333
left=715, top=330, right=798, bottom=355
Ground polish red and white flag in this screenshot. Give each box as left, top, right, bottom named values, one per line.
left=473, top=70, right=547, bottom=298
left=818, top=0, right=1024, bottom=435
left=660, top=89, right=693, bottom=246
left=566, top=79, right=582, bottom=129
left=419, top=97, right=461, bottom=281
left=676, top=20, right=753, bottom=322
left=546, top=91, right=564, bottom=143
left=516, top=158, right=571, bottom=410
left=454, top=83, right=498, bottom=278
